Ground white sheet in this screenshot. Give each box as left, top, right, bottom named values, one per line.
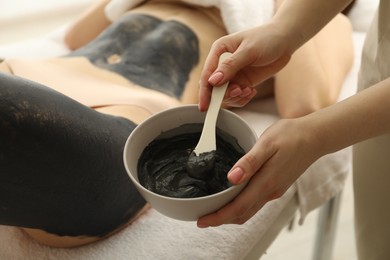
left=0, top=189, right=296, bottom=260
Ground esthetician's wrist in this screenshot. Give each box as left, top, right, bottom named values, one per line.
left=266, top=18, right=304, bottom=56
left=294, top=116, right=331, bottom=162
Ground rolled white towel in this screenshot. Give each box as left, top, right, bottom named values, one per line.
left=105, top=0, right=275, bottom=34
left=105, top=0, right=144, bottom=22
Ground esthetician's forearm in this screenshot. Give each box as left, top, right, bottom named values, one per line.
left=305, top=78, right=390, bottom=156
left=272, top=0, right=353, bottom=52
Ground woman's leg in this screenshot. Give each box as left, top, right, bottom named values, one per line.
left=0, top=72, right=146, bottom=247
left=273, top=13, right=354, bottom=118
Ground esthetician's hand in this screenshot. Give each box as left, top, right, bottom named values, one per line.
left=197, top=76, right=390, bottom=227
left=198, top=22, right=294, bottom=112
left=197, top=117, right=323, bottom=227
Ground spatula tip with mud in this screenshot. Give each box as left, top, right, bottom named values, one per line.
left=186, top=52, right=231, bottom=180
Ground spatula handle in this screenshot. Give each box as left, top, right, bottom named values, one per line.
left=194, top=52, right=231, bottom=154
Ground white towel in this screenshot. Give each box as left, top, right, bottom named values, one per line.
left=0, top=188, right=296, bottom=260
left=105, top=0, right=275, bottom=34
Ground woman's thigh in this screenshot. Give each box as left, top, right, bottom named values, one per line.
left=273, top=13, right=353, bottom=118
left=0, top=72, right=146, bottom=247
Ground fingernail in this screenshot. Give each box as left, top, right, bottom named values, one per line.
left=208, top=71, right=224, bottom=86
left=197, top=222, right=209, bottom=228
left=230, top=87, right=242, bottom=97
left=228, top=167, right=244, bottom=184
left=241, top=87, right=252, bottom=97
left=197, top=224, right=209, bottom=228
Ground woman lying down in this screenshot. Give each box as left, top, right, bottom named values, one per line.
left=0, top=0, right=354, bottom=248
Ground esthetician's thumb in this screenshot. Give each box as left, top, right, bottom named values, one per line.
left=227, top=141, right=274, bottom=185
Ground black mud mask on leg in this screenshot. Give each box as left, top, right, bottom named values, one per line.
left=0, top=72, right=146, bottom=237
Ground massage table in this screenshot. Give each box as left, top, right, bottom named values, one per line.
left=0, top=0, right=377, bottom=259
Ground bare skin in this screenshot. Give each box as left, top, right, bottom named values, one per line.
left=196, top=0, right=357, bottom=227
left=0, top=1, right=226, bottom=248
left=273, top=10, right=353, bottom=117
left=0, top=0, right=353, bottom=247
left=199, top=0, right=354, bottom=116
left=65, top=0, right=354, bottom=118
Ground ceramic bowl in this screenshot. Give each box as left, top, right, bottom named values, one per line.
left=123, top=105, right=257, bottom=221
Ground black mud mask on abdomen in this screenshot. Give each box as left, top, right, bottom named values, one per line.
left=68, top=13, right=200, bottom=99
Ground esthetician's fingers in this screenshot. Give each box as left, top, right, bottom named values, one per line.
left=197, top=139, right=278, bottom=227
left=199, top=37, right=291, bottom=111
left=222, top=85, right=257, bottom=108
left=225, top=167, right=292, bottom=225
left=198, top=46, right=259, bottom=111
left=198, top=44, right=234, bottom=112
left=197, top=118, right=321, bottom=227
left=196, top=166, right=288, bottom=227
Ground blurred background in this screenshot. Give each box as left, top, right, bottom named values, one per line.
left=1, top=0, right=93, bottom=45
left=2, top=1, right=379, bottom=259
